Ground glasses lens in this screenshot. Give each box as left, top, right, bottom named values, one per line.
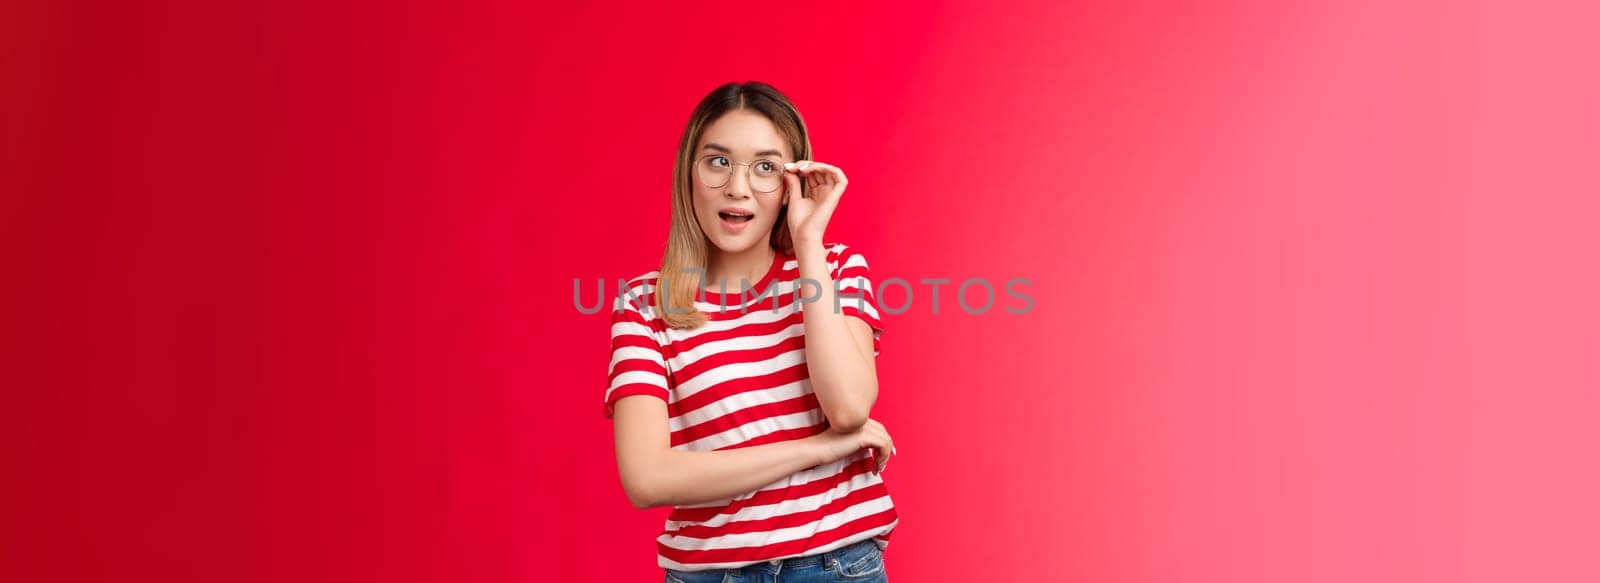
left=697, top=156, right=730, bottom=188
left=750, top=159, right=782, bottom=193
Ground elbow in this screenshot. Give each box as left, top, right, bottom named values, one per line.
left=620, top=468, right=668, bottom=509
left=623, top=482, right=663, bottom=509
left=618, top=446, right=674, bottom=509
left=820, top=378, right=878, bottom=433
left=825, top=404, right=872, bottom=433
left=626, top=492, right=656, bottom=510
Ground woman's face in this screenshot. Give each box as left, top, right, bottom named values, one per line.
left=692, top=110, right=790, bottom=256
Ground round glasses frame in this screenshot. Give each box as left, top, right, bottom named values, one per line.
left=694, top=155, right=787, bottom=193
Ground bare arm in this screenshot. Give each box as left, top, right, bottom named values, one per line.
left=612, top=394, right=893, bottom=509
left=795, top=241, right=880, bottom=433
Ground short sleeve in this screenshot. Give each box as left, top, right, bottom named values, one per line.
left=830, top=244, right=885, bottom=356
left=602, top=290, right=670, bottom=419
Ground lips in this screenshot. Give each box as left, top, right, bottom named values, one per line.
left=717, top=207, right=755, bottom=233
left=717, top=208, right=754, bottom=223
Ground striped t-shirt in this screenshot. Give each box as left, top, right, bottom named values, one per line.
left=603, top=242, right=897, bottom=571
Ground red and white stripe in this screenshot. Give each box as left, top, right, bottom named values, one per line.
left=603, top=243, right=896, bottom=571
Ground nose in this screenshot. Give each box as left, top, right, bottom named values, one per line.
left=724, top=166, right=753, bottom=199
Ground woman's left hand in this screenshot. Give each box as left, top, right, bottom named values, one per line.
left=782, top=160, right=847, bottom=248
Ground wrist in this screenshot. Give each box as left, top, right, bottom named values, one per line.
left=791, top=237, right=826, bottom=258
left=801, top=433, right=833, bottom=466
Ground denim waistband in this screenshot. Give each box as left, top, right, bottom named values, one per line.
left=764, top=537, right=878, bottom=569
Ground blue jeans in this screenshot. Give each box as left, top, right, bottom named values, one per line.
left=664, top=538, right=888, bottom=583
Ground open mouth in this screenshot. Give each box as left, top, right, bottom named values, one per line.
left=718, top=210, right=754, bottom=224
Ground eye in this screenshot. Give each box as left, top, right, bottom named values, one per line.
left=754, top=160, right=776, bottom=175
left=708, top=156, right=730, bottom=168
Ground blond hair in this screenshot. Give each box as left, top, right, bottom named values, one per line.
left=656, top=82, right=811, bottom=329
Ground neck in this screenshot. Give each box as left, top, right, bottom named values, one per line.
left=704, top=244, right=776, bottom=290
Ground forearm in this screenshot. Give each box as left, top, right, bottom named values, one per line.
left=629, top=434, right=827, bottom=508
left=795, top=241, right=879, bottom=431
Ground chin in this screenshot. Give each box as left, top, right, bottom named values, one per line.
left=699, top=220, right=772, bottom=255
left=707, top=233, right=763, bottom=254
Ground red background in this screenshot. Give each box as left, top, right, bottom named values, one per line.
left=5, top=0, right=1599, bottom=581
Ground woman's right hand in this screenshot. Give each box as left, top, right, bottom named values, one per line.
left=809, top=419, right=896, bottom=474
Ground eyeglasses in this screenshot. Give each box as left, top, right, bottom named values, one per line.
left=694, top=155, right=786, bottom=193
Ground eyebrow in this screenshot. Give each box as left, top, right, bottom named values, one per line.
left=702, top=143, right=786, bottom=159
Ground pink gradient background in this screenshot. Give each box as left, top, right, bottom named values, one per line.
left=5, top=0, right=1599, bottom=581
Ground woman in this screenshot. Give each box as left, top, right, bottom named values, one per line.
left=604, top=81, right=898, bottom=582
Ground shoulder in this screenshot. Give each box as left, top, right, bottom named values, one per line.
left=816, top=241, right=868, bottom=260
left=819, top=242, right=873, bottom=273
left=612, top=270, right=661, bottom=316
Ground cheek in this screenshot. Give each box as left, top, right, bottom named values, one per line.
left=763, top=199, right=786, bottom=226
left=692, top=189, right=718, bottom=218
left=760, top=196, right=784, bottom=217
